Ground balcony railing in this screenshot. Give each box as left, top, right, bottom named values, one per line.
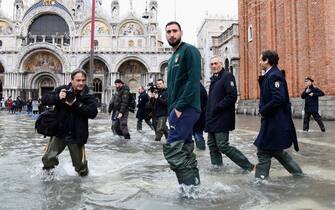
left=24, top=34, right=70, bottom=47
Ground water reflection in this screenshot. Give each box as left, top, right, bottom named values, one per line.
left=0, top=112, right=334, bottom=210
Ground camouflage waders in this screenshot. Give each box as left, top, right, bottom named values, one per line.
left=42, top=136, right=88, bottom=176
left=255, top=149, right=303, bottom=179
left=207, top=132, right=254, bottom=171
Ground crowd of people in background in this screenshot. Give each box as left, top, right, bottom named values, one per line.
left=0, top=96, right=45, bottom=115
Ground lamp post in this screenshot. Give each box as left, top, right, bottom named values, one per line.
left=89, top=0, right=96, bottom=91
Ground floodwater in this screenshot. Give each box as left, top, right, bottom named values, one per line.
left=0, top=111, right=334, bottom=210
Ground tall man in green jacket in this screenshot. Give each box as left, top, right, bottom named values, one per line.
left=163, top=21, right=201, bottom=186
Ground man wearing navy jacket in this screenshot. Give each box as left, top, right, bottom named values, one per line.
left=301, top=77, right=326, bottom=132
left=205, top=55, right=254, bottom=171
left=254, top=50, right=303, bottom=180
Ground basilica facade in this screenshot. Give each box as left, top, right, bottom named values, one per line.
left=0, top=0, right=171, bottom=105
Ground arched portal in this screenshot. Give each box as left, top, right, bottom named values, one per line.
left=31, top=75, right=56, bottom=99
left=82, top=58, right=109, bottom=105
left=117, top=60, right=148, bottom=92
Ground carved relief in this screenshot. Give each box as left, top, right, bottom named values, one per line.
left=42, top=0, right=56, bottom=6
left=128, top=40, right=134, bottom=47
left=23, top=51, right=62, bottom=72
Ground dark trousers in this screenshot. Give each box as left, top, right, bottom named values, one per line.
left=255, top=149, right=303, bottom=179
left=42, top=136, right=88, bottom=176
left=137, top=117, right=154, bottom=131
left=207, top=132, right=254, bottom=171
left=303, top=112, right=325, bottom=131
left=163, top=107, right=200, bottom=185
left=113, top=111, right=130, bottom=138
left=152, top=116, right=168, bottom=141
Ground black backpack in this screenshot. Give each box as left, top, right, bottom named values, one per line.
left=128, top=93, right=136, bottom=113
left=35, top=110, right=59, bottom=137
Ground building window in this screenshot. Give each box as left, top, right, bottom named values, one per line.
left=94, top=40, right=98, bottom=50
left=248, top=24, right=253, bottom=42
left=93, top=78, right=102, bottom=92
left=225, top=58, right=229, bottom=71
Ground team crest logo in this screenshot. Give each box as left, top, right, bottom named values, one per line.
left=274, top=81, right=280, bottom=88
left=230, top=81, right=235, bottom=87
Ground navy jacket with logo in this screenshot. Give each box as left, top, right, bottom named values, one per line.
left=205, top=69, right=237, bottom=133
left=254, top=66, right=299, bottom=151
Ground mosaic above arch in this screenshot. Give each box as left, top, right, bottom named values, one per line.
left=0, top=21, right=13, bottom=35
left=119, top=22, right=144, bottom=36
left=82, top=59, right=109, bottom=74
left=118, top=60, right=147, bottom=74
left=23, top=51, right=62, bottom=73
left=82, top=21, right=110, bottom=36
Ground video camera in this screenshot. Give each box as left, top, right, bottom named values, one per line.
left=147, top=82, right=158, bottom=93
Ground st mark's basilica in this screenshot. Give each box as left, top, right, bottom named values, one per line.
left=0, top=0, right=171, bottom=105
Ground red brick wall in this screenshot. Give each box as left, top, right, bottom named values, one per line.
left=239, top=0, right=335, bottom=99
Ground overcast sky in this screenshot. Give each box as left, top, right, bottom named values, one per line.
left=1, top=0, right=238, bottom=45
left=101, top=0, right=239, bottom=45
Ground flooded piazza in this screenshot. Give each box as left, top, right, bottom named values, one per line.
left=0, top=111, right=334, bottom=210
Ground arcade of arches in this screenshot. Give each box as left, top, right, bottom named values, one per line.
left=0, top=1, right=171, bottom=107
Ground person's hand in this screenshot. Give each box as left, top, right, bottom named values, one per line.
left=117, top=112, right=123, bottom=119
left=309, top=92, right=314, bottom=97
left=154, top=93, right=159, bottom=99
left=175, top=109, right=182, bottom=118
left=59, top=89, right=67, bottom=100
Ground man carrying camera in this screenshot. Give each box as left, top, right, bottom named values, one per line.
left=149, top=79, right=168, bottom=141
left=41, top=69, right=98, bottom=176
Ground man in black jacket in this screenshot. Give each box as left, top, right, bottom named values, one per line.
left=301, top=77, right=326, bottom=132
left=113, top=79, right=131, bottom=139
left=41, top=69, right=98, bottom=176
left=205, top=56, right=254, bottom=172
left=150, top=79, right=168, bottom=141
left=136, top=86, right=153, bottom=131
